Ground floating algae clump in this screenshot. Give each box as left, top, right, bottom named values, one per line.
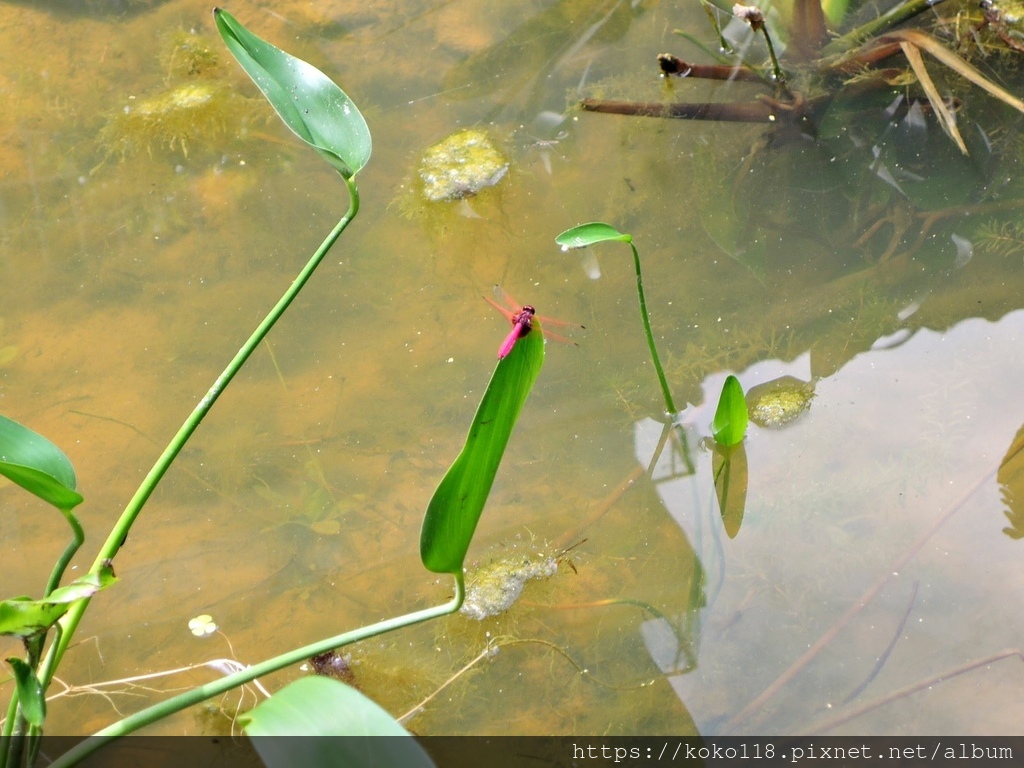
left=100, top=81, right=245, bottom=159
left=746, top=375, right=815, bottom=428
left=418, top=128, right=509, bottom=203
left=163, top=29, right=226, bottom=79
left=461, top=553, right=558, bottom=620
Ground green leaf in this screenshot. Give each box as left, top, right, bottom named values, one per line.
left=242, top=677, right=435, bottom=767
left=555, top=222, right=632, bottom=249
left=214, top=8, right=371, bottom=179
left=711, top=375, right=748, bottom=447
left=0, top=564, right=117, bottom=638
left=6, top=657, right=46, bottom=727
left=0, top=413, right=83, bottom=512
left=420, top=324, right=544, bottom=574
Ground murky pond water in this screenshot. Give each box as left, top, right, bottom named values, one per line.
left=2, top=0, right=1024, bottom=738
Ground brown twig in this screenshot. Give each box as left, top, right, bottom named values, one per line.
left=805, top=649, right=1024, bottom=734
left=841, top=581, right=919, bottom=705
left=657, top=53, right=766, bottom=83
left=582, top=98, right=779, bottom=123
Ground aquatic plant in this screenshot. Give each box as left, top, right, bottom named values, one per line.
left=583, top=0, right=1024, bottom=152
left=556, top=222, right=677, bottom=416
left=711, top=375, right=748, bottom=446
left=2, top=10, right=543, bottom=766
left=99, top=29, right=250, bottom=162
left=99, top=80, right=243, bottom=159
left=580, top=0, right=1024, bottom=266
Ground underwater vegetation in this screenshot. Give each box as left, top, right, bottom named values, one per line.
left=98, top=30, right=253, bottom=161
left=100, top=81, right=242, bottom=159
left=461, top=552, right=559, bottom=620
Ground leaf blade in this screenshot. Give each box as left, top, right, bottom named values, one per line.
left=0, top=414, right=83, bottom=512
left=420, top=325, right=544, bottom=574
left=556, top=222, right=632, bottom=249
left=214, top=8, right=371, bottom=178
left=711, top=375, right=748, bottom=447
left=0, top=564, right=117, bottom=638
left=6, top=658, right=45, bottom=727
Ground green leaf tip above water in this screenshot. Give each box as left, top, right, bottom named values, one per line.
left=420, top=325, right=545, bottom=574
left=242, top=677, right=436, bottom=766
left=555, top=222, right=633, bottom=249
left=712, top=375, right=748, bottom=447
left=0, top=413, right=83, bottom=512
left=214, top=8, right=371, bottom=179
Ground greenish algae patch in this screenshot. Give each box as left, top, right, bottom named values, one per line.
left=461, top=552, right=558, bottom=620
left=100, top=81, right=246, bottom=159
left=746, top=375, right=815, bottom=428
left=99, top=31, right=253, bottom=162
left=418, top=128, right=509, bottom=202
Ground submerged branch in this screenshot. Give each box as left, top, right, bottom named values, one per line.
left=581, top=95, right=826, bottom=127
left=657, top=53, right=767, bottom=82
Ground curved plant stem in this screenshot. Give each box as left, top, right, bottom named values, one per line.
left=47, top=575, right=464, bottom=768
left=628, top=241, right=677, bottom=415
left=43, top=512, right=84, bottom=599
left=34, top=175, right=360, bottom=696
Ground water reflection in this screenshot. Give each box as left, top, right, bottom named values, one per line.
left=637, top=314, right=1024, bottom=734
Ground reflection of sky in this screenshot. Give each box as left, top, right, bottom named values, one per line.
left=635, top=310, right=1024, bottom=735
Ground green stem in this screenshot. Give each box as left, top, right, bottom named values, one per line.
left=759, top=27, right=786, bottom=84
left=1, top=693, right=17, bottom=748
left=47, top=574, right=465, bottom=768
left=628, top=241, right=677, bottom=415
left=43, top=512, right=84, bottom=598
left=34, top=175, right=360, bottom=695
left=697, top=0, right=733, bottom=54
left=822, top=0, right=947, bottom=55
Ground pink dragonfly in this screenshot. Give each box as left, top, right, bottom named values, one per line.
left=485, top=287, right=582, bottom=359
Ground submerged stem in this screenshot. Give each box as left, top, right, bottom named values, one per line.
left=35, top=175, right=361, bottom=695
left=629, top=241, right=677, bottom=416
left=822, top=0, right=947, bottom=55
left=47, top=575, right=465, bottom=768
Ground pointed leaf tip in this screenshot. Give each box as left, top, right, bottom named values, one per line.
left=712, top=375, right=748, bottom=447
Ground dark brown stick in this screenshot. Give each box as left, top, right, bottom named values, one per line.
left=657, top=53, right=766, bottom=83
left=581, top=98, right=778, bottom=122
left=806, top=649, right=1024, bottom=734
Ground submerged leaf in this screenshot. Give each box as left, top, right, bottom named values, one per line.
left=899, top=41, right=967, bottom=155
left=713, top=443, right=748, bottom=538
